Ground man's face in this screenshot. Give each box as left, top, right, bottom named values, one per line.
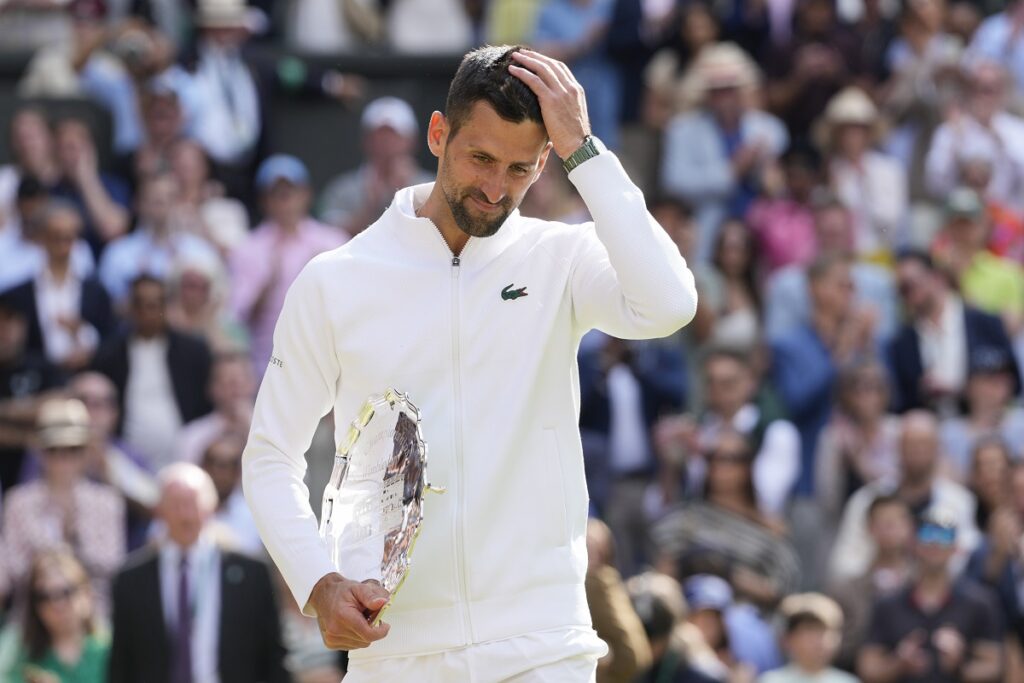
left=11, top=110, right=52, bottom=165
left=705, top=356, right=755, bottom=415
left=202, top=441, right=242, bottom=503
left=55, top=121, right=92, bottom=174
left=130, top=280, right=167, bottom=337
left=914, top=524, right=957, bottom=571
left=868, top=502, right=913, bottom=554
left=71, top=374, right=119, bottom=439
left=429, top=101, right=550, bottom=240
left=809, top=262, right=854, bottom=316
left=160, top=482, right=210, bottom=548
left=262, top=180, right=311, bottom=227
left=947, top=215, right=986, bottom=249
left=42, top=209, right=81, bottom=264
left=814, top=206, right=853, bottom=253
left=896, top=261, right=936, bottom=319
left=210, top=358, right=255, bottom=409
left=365, top=125, right=413, bottom=165
left=785, top=623, right=837, bottom=673
left=138, top=175, right=178, bottom=228
left=967, top=371, right=1013, bottom=413
left=900, top=420, right=938, bottom=483
left=969, top=67, right=1007, bottom=121
left=706, top=85, right=744, bottom=122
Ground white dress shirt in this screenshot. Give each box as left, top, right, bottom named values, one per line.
left=123, top=336, right=183, bottom=470
left=34, top=267, right=99, bottom=363
left=916, top=294, right=967, bottom=396
left=606, top=363, right=650, bottom=475
left=159, top=536, right=222, bottom=683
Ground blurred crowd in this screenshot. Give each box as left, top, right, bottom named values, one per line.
left=2, top=0, right=1024, bottom=681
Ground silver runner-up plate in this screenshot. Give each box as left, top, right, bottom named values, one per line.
left=318, top=389, right=444, bottom=626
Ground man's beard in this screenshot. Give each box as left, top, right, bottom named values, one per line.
left=442, top=172, right=513, bottom=238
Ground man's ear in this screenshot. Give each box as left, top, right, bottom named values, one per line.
left=531, top=142, right=553, bottom=184
left=426, top=111, right=448, bottom=159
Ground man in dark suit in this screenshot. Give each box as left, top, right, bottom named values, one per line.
left=888, top=249, right=1021, bottom=413
left=1, top=200, right=113, bottom=372
left=91, top=275, right=212, bottom=470
left=109, top=462, right=289, bottom=683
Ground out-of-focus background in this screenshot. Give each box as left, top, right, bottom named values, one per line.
left=2, top=0, right=1024, bottom=681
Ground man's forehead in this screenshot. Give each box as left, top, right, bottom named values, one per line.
left=452, top=101, right=548, bottom=159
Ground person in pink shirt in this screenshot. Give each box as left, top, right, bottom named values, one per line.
left=229, top=155, right=349, bottom=375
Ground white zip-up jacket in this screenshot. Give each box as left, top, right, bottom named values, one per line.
left=242, top=151, right=698, bottom=661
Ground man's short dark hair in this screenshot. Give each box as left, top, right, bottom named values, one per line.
left=445, top=45, right=544, bottom=139
left=807, top=251, right=852, bottom=283
left=647, top=194, right=693, bottom=218
left=867, top=493, right=910, bottom=522
left=895, top=248, right=935, bottom=272
left=704, top=345, right=752, bottom=371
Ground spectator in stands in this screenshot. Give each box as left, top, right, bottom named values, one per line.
left=109, top=463, right=288, bottom=683
left=643, top=3, right=721, bottom=130
left=931, top=187, right=1024, bottom=338
left=0, top=175, right=96, bottom=295
left=857, top=508, right=1003, bottom=683
left=92, top=275, right=213, bottom=472
left=888, top=249, right=1020, bottom=414
left=178, top=351, right=255, bottom=465
left=166, top=252, right=248, bottom=353
left=132, top=80, right=187, bottom=182
left=759, top=593, right=857, bottom=683
left=966, top=0, right=1024, bottom=96
left=386, top=0, right=473, bottom=54
left=1, top=200, right=112, bottom=372
left=829, top=494, right=915, bottom=672
left=318, top=97, right=433, bottom=235
left=661, top=42, right=788, bottom=262
left=817, top=86, right=908, bottom=258
left=1, top=397, right=125, bottom=615
left=99, top=171, right=216, bottom=304
left=764, top=192, right=898, bottom=343
left=627, top=571, right=725, bottom=683
left=69, top=371, right=158, bottom=549
left=230, top=155, right=348, bottom=375
left=966, top=461, right=1024, bottom=658
left=585, top=518, right=652, bottom=683
left=829, top=410, right=980, bottom=583
left=925, top=61, right=1024, bottom=212
left=200, top=432, right=263, bottom=556
left=578, top=333, right=685, bottom=574
left=967, top=436, right=1014, bottom=530
left=746, top=145, right=822, bottom=275
left=654, top=347, right=800, bottom=521
left=940, top=347, right=1024, bottom=480
left=50, top=117, right=131, bottom=256
left=763, top=0, right=860, bottom=140
left=0, top=295, right=62, bottom=494
left=651, top=430, right=802, bottom=608
left=169, top=138, right=250, bottom=257
left=707, top=220, right=761, bottom=353
left=0, top=108, right=61, bottom=224
left=816, top=359, right=901, bottom=523
left=771, top=253, right=876, bottom=499
left=6, top=549, right=110, bottom=683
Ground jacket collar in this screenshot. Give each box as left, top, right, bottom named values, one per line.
left=386, top=182, right=524, bottom=270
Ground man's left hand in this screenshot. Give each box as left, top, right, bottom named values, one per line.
left=509, top=49, right=591, bottom=160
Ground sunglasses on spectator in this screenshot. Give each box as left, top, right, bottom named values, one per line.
left=33, top=585, right=77, bottom=605
left=917, top=524, right=956, bottom=547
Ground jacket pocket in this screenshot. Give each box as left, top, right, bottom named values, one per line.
left=539, top=428, right=570, bottom=547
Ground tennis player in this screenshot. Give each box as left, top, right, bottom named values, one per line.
left=242, top=45, right=698, bottom=682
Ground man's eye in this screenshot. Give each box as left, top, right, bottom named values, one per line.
left=474, top=154, right=491, bottom=163
left=511, top=166, right=529, bottom=176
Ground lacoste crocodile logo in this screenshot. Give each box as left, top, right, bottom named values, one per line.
left=501, top=284, right=529, bottom=301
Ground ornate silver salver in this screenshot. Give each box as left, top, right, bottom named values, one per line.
left=319, top=389, right=443, bottom=625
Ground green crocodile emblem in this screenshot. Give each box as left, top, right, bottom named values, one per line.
left=501, top=284, right=529, bottom=301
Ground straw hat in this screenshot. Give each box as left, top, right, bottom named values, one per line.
left=195, top=0, right=250, bottom=30
left=814, top=87, right=886, bottom=151
left=37, top=398, right=91, bottom=450
left=693, top=42, right=760, bottom=93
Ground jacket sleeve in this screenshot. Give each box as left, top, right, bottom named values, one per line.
left=567, top=152, right=698, bottom=340
left=241, top=259, right=339, bottom=616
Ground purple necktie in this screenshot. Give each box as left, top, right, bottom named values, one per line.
left=171, top=557, right=193, bottom=683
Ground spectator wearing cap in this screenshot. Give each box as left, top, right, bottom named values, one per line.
left=758, top=593, right=856, bottom=683
left=828, top=494, right=915, bottom=671
left=925, top=61, right=1024, bottom=213
left=940, top=347, right=1024, bottom=481
left=661, top=42, right=789, bottom=262
left=817, top=86, right=907, bottom=260
left=1, top=397, right=125, bottom=615
left=98, top=170, right=217, bottom=304
left=764, top=192, right=898, bottom=344
left=931, top=187, right=1024, bottom=339
left=49, top=117, right=132, bottom=257
left=683, top=574, right=783, bottom=678
left=829, top=410, right=980, bottom=584
left=230, top=154, right=348, bottom=375
left=91, top=275, right=213, bottom=472
left=0, top=294, right=62, bottom=494
left=317, top=97, right=434, bottom=235
left=888, top=249, right=1020, bottom=414
left=626, top=571, right=724, bottom=683
left=0, top=173, right=97, bottom=294
left=1, top=200, right=113, bottom=372
left=857, top=509, right=1003, bottom=683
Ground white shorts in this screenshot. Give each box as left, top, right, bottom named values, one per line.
left=343, top=628, right=606, bottom=683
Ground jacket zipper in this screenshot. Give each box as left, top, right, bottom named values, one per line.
left=449, top=251, right=475, bottom=644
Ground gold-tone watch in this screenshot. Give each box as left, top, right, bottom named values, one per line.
left=562, top=135, right=605, bottom=173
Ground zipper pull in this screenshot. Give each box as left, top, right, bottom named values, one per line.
left=452, top=255, right=460, bottom=267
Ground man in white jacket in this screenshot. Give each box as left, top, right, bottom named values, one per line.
left=242, top=45, right=698, bottom=682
